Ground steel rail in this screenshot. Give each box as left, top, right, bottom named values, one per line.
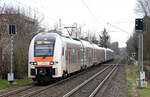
left=0, top=83, right=35, bottom=97
left=89, top=64, right=118, bottom=97
left=0, top=69, right=86, bottom=97
left=21, top=69, right=89, bottom=97
left=63, top=65, right=113, bottom=97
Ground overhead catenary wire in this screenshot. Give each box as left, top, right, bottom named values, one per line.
left=85, top=0, right=104, bottom=23
left=108, top=21, right=134, bottom=24
left=31, top=0, right=85, bottom=28
left=81, top=0, right=106, bottom=41
left=81, top=0, right=102, bottom=27
left=107, top=23, right=131, bottom=35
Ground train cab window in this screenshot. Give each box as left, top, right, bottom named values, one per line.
left=34, top=41, right=55, bottom=57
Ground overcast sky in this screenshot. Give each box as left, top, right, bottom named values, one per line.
left=4, top=0, right=138, bottom=47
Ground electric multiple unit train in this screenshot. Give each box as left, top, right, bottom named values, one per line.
left=28, top=30, right=114, bottom=83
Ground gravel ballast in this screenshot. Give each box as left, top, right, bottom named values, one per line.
left=95, top=64, right=127, bottom=97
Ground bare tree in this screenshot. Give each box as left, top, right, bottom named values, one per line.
left=0, top=4, right=42, bottom=79
left=126, top=32, right=138, bottom=59
left=99, top=28, right=110, bottom=48
left=91, top=34, right=98, bottom=44
left=135, top=0, right=150, bottom=60
left=136, top=0, right=150, bottom=16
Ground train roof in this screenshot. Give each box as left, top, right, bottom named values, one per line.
left=80, top=40, right=93, bottom=48
left=61, top=36, right=82, bottom=47
left=34, top=32, right=59, bottom=41
left=34, top=32, right=114, bottom=52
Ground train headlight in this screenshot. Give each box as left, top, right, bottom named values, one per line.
left=50, top=62, right=54, bottom=65
left=30, top=62, right=37, bottom=65
left=33, top=62, right=37, bottom=65
left=48, top=61, right=58, bottom=65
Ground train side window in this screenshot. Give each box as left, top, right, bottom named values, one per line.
left=62, top=47, right=64, bottom=56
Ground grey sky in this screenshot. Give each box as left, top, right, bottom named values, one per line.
left=4, top=0, right=137, bottom=47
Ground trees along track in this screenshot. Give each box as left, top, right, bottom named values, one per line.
left=63, top=64, right=118, bottom=97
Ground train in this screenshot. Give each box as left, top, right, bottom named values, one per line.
left=28, top=30, right=114, bottom=83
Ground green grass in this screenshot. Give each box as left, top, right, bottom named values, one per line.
left=126, top=64, right=135, bottom=97
left=137, top=81, right=150, bottom=97
left=126, top=64, right=150, bottom=97
left=0, top=78, right=33, bottom=90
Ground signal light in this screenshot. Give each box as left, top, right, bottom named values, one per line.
left=135, top=18, right=144, bottom=31
left=8, top=24, right=16, bottom=35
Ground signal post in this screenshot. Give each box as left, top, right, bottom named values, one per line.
left=135, top=18, right=146, bottom=88
left=7, top=24, right=16, bottom=84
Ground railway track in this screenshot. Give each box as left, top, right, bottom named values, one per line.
left=0, top=72, right=85, bottom=97
left=0, top=57, right=119, bottom=97
left=22, top=66, right=108, bottom=97
left=63, top=64, right=118, bottom=97
left=0, top=65, right=106, bottom=97
left=0, top=84, right=34, bottom=97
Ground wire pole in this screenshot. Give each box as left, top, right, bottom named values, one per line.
left=10, top=35, right=14, bottom=74
left=8, top=24, right=16, bottom=84
left=59, top=19, right=61, bottom=28
left=135, top=18, right=146, bottom=88
left=138, top=32, right=143, bottom=88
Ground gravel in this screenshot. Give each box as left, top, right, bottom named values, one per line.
left=69, top=66, right=114, bottom=97
left=95, top=64, right=127, bottom=97
left=0, top=57, right=120, bottom=97
left=32, top=65, right=107, bottom=97
left=33, top=58, right=119, bottom=97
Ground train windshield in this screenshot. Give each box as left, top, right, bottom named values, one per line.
left=34, top=41, right=55, bottom=57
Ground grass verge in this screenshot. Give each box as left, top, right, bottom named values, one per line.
left=126, top=64, right=150, bottom=97
left=126, top=64, right=135, bottom=97
left=0, top=78, right=33, bottom=90
left=137, top=83, right=150, bottom=97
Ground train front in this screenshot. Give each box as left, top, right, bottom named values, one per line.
left=28, top=32, right=58, bottom=83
